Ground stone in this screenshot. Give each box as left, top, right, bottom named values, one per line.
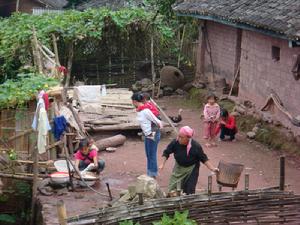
left=261, top=112, right=273, bottom=123
left=182, top=82, right=194, bottom=91
left=141, top=87, right=151, bottom=92
left=175, top=89, right=185, bottom=95
left=231, top=111, right=241, bottom=117
left=286, top=131, right=295, bottom=142
left=192, top=82, right=206, bottom=89
left=273, top=120, right=282, bottom=126
left=163, top=86, right=174, bottom=96
left=233, top=105, right=246, bottom=114
left=244, top=100, right=253, bottom=108
left=119, top=189, right=129, bottom=198
left=131, top=84, right=139, bottom=92
left=140, top=78, right=152, bottom=86
left=295, top=135, right=300, bottom=145
left=247, top=131, right=256, bottom=139
left=252, top=126, right=259, bottom=133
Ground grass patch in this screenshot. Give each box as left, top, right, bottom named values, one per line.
left=179, top=88, right=208, bottom=109
left=236, top=115, right=260, bottom=132
left=236, top=115, right=300, bottom=154
left=219, top=99, right=235, bottom=112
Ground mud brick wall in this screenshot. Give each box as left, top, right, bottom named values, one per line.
left=239, top=30, right=300, bottom=135
left=204, top=21, right=238, bottom=82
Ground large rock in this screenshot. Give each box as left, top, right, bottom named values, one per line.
left=163, top=86, right=174, bottom=96
left=247, top=131, right=256, bottom=139
left=160, top=66, right=185, bottom=89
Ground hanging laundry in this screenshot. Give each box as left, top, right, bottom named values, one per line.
left=53, top=116, right=67, bottom=140
left=38, top=107, right=51, bottom=154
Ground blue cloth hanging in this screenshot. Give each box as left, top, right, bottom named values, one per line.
left=53, top=116, right=67, bottom=140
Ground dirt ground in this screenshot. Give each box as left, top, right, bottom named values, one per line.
left=38, top=96, right=300, bottom=225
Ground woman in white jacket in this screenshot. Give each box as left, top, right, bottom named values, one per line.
left=132, top=92, right=163, bottom=178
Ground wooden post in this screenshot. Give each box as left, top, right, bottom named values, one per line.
left=66, top=157, right=74, bottom=191
left=150, top=34, right=156, bottom=98
left=57, top=200, right=67, bottom=225
left=30, top=105, right=40, bottom=225
left=150, top=98, right=178, bottom=135
left=208, top=175, right=212, bottom=196
left=138, top=193, right=144, bottom=205
left=218, top=185, right=222, bottom=192
left=32, top=28, right=43, bottom=74
left=30, top=145, right=39, bottom=225
left=176, top=181, right=181, bottom=196
left=106, top=183, right=113, bottom=201
left=245, top=173, right=249, bottom=191
left=64, top=41, right=74, bottom=88
left=280, top=156, right=285, bottom=191
left=52, top=34, right=60, bottom=66
left=177, top=25, right=186, bottom=68
left=16, top=0, right=20, bottom=12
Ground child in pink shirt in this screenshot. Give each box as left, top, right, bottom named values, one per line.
left=203, top=93, right=220, bottom=147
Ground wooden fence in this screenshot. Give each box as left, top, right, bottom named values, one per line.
left=67, top=189, right=300, bottom=225
left=0, top=104, right=57, bottom=159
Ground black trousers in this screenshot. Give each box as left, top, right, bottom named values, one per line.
left=220, top=124, right=236, bottom=140
left=182, top=163, right=200, bottom=195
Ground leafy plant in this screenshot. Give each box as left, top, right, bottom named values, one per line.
left=0, top=8, right=174, bottom=79
left=153, top=211, right=197, bottom=225
left=0, top=73, right=58, bottom=109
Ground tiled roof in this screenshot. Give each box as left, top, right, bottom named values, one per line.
left=173, top=0, right=300, bottom=40
left=39, top=0, right=68, bottom=9
left=77, top=0, right=143, bottom=10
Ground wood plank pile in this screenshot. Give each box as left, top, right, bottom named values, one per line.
left=73, top=87, right=140, bottom=132
left=67, top=189, right=300, bottom=225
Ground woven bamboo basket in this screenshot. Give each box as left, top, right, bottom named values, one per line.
left=216, top=160, right=244, bottom=188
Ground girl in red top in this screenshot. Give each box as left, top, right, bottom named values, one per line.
left=215, top=109, right=237, bottom=141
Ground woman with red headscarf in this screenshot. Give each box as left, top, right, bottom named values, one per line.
left=160, top=126, right=218, bottom=195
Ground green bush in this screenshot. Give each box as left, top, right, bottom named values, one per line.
left=119, top=211, right=196, bottom=225
left=0, top=73, right=58, bottom=109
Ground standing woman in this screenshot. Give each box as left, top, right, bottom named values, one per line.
left=160, top=126, right=218, bottom=195
left=132, top=93, right=163, bottom=178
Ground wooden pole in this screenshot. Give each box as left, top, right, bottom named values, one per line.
left=176, top=181, right=181, bottom=196
left=64, top=42, right=74, bottom=87
left=177, top=25, right=186, bottom=68
left=106, top=183, right=113, bottom=201
left=0, top=173, right=42, bottom=181
left=208, top=175, right=212, bottom=196
left=150, top=98, right=178, bottom=135
left=57, top=200, right=68, bottom=225
left=245, top=173, right=249, bottom=191
left=52, top=34, right=60, bottom=66
left=279, top=156, right=285, bottom=191
left=30, top=146, right=39, bottom=225
left=138, top=193, right=144, bottom=205
left=151, top=34, right=156, bottom=99
left=32, top=28, right=43, bottom=74
left=16, top=0, right=20, bottom=12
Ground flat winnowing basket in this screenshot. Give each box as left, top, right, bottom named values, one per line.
left=217, top=161, right=244, bottom=188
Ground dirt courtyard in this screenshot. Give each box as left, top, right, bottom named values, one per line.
left=39, top=96, right=300, bottom=225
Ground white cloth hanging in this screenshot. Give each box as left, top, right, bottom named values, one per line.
left=37, top=107, right=50, bottom=154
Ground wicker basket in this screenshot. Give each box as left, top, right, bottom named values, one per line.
left=216, top=161, right=244, bottom=188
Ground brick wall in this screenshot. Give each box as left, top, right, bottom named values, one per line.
left=239, top=30, right=300, bottom=135
left=204, top=21, right=238, bottom=82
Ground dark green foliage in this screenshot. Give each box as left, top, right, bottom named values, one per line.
left=0, top=73, right=58, bottom=109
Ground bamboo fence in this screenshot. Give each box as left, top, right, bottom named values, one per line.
left=67, top=189, right=300, bottom=225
